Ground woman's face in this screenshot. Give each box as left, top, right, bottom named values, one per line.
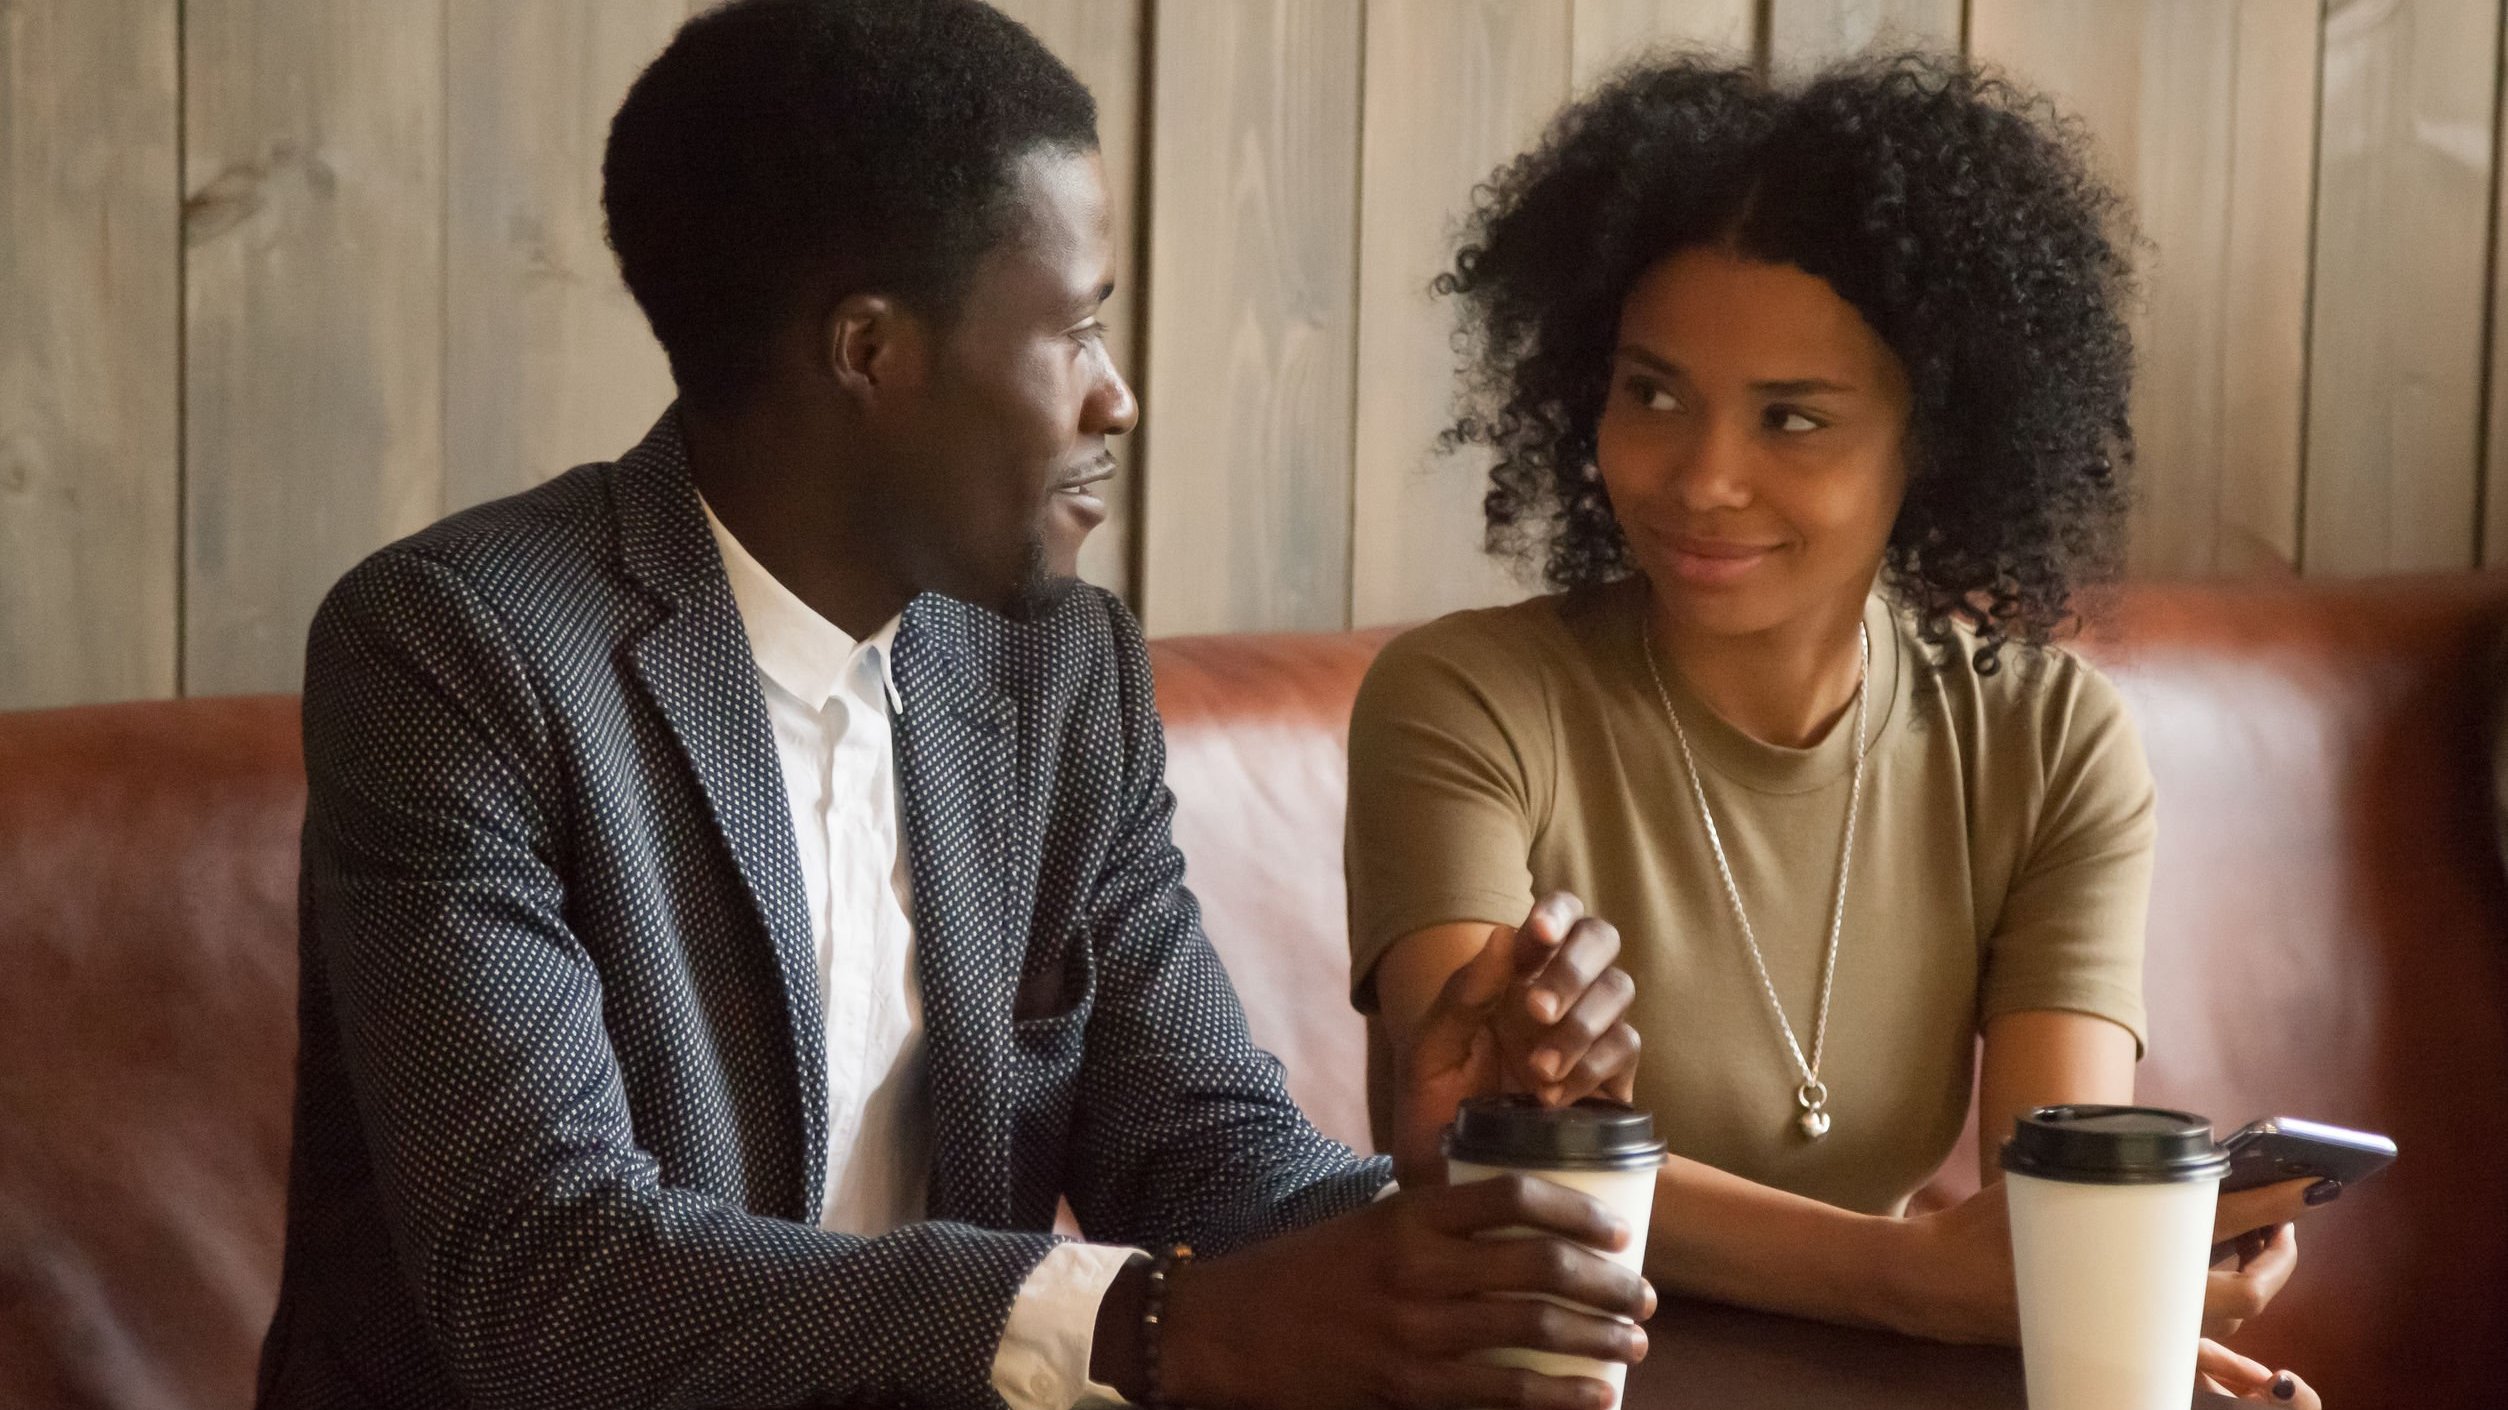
left=1595, top=245, right=1913, bottom=642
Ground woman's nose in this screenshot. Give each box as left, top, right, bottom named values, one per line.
left=1669, top=417, right=1752, bottom=512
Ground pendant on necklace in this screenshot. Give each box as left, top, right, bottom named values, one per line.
left=1795, top=1081, right=1831, bottom=1141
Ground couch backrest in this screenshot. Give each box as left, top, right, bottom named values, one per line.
left=4, top=576, right=2505, bottom=1408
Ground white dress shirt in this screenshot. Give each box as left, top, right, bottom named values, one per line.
left=703, top=502, right=1136, bottom=1410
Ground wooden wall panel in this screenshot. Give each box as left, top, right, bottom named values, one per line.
left=1971, top=0, right=2319, bottom=578
left=1769, top=0, right=1961, bottom=76
left=1138, top=0, right=1362, bottom=635
left=183, top=0, right=447, bottom=694
left=2305, top=0, right=2497, bottom=576
left=1349, top=0, right=1566, bottom=629
left=1572, top=0, right=1757, bottom=87
left=443, top=0, right=688, bottom=516
left=0, top=0, right=181, bottom=708
left=993, top=0, right=1145, bottom=599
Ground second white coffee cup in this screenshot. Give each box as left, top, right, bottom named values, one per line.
left=2002, top=1104, right=2229, bottom=1410
left=1444, top=1095, right=1668, bottom=1404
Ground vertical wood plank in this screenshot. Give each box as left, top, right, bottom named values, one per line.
left=184, top=0, right=447, bottom=694
left=2491, top=1, right=2508, bottom=564
left=1970, top=0, right=2318, bottom=579
left=2218, top=0, right=2319, bottom=574
left=0, top=0, right=181, bottom=707
left=1768, top=0, right=1961, bottom=77
left=1571, top=0, right=1757, bottom=89
left=1349, top=0, right=1566, bottom=628
left=2304, top=0, right=2496, bottom=575
left=443, top=0, right=685, bottom=515
left=1138, top=0, right=1361, bottom=635
left=991, top=0, right=1144, bottom=599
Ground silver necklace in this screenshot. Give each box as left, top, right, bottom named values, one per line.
left=1641, top=619, right=1870, bottom=1142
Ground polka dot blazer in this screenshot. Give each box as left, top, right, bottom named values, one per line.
left=255, top=411, right=1391, bottom=1410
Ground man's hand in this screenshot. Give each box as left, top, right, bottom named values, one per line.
left=1388, top=893, right=1642, bottom=1187
left=1145, top=1174, right=1656, bottom=1410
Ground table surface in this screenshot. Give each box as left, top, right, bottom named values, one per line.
left=1623, top=1296, right=2246, bottom=1409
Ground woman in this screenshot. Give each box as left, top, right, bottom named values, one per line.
left=1345, top=54, right=2326, bottom=1402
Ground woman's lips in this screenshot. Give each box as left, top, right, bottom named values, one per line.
left=1663, top=536, right=1780, bottom=588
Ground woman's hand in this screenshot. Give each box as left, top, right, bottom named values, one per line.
left=1890, top=1176, right=2319, bottom=1345
left=2198, top=1338, right=2321, bottom=1406
left=1384, top=892, right=1642, bottom=1187
left=2204, top=1180, right=2314, bottom=1339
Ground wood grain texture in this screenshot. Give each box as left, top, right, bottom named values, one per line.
left=1138, top=0, right=1361, bottom=634
left=0, top=0, right=181, bottom=707
left=2303, top=0, right=2497, bottom=576
left=1349, top=0, right=1564, bottom=628
left=1572, top=0, right=1757, bottom=89
left=992, top=0, right=1144, bottom=600
left=183, top=0, right=447, bottom=694
left=1970, top=0, right=2318, bottom=578
left=443, top=0, right=685, bottom=516
left=1768, top=0, right=1961, bottom=77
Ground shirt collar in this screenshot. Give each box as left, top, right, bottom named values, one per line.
left=700, top=495, right=904, bottom=715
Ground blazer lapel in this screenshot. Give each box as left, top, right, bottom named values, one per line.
left=612, top=411, right=828, bottom=1222
left=891, top=593, right=1032, bottom=1227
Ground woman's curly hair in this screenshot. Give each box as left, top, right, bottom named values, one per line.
left=1437, top=53, right=2136, bottom=673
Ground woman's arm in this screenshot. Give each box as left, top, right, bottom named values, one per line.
left=1381, top=932, right=2312, bottom=1344
left=1973, top=1008, right=2137, bottom=1186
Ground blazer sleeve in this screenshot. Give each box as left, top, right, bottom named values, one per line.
left=302, top=547, right=1055, bottom=1410
left=1058, top=597, right=1393, bottom=1253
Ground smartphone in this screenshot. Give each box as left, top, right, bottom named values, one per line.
left=2219, top=1116, right=2397, bottom=1194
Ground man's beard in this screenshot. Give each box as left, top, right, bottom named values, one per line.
left=1006, top=527, right=1076, bottom=622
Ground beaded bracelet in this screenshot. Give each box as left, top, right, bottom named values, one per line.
left=1142, top=1242, right=1194, bottom=1408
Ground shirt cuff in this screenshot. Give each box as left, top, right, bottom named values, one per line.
left=991, top=1240, right=1146, bottom=1410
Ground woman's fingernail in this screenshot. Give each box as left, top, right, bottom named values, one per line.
left=1533, top=1048, right=1562, bottom=1078
left=1530, top=993, right=1560, bottom=1023
left=2270, top=1370, right=2298, bottom=1401
left=2304, top=1179, right=2343, bottom=1206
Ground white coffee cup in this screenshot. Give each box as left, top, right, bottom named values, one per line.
left=2002, top=1105, right=2229, bottom=1410
left=1444, top=1095, right=1668, bottom=1403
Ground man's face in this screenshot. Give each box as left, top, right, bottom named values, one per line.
left=874, top=148, right=1136, bottom=618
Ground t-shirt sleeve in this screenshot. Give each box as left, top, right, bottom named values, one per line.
left=1343, top=621, right=1548, bottom=1012
left=1978, top=661, right=2157, bottom=1054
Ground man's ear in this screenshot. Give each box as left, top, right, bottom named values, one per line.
left=824, top=292, right=930, bottom=409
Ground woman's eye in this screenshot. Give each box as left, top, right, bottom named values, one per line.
left=1630, top=378, right=1682, bottom=413
left=1069, top=321, right=1108, bottom=347
left=1768, top=407, right=1823, bottom=434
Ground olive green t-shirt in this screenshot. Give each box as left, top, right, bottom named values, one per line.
left=1345, top=579, right=2155, bottom=1216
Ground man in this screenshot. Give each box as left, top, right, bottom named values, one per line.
left=258, top=3, right=1649, bottom=1407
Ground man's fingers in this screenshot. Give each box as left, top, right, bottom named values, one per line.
left=1413, top=924, right=1527, bottom=1076
left=1520, top=967, right=1633, bottom=1084
left=1421, top=1173, right=1634, bottom=1254
left=1512, top=893, right=1588, bottom=979
left=1447, top=1236, right=1654, bottom=1321
left=1548, top=1021, right=1642, bottom=1106
left=1398, top=1295, right=1649, bottom=1365
left=1518, top=917, right=1620, bottom=1026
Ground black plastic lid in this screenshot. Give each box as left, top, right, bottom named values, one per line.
left=1443, top=1095, right=1668, bottom=1171
left=2000, top=1105, right=2230, bottom=1186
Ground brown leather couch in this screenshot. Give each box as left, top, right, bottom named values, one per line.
left=6, top=575, right=2506, bottom=1408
